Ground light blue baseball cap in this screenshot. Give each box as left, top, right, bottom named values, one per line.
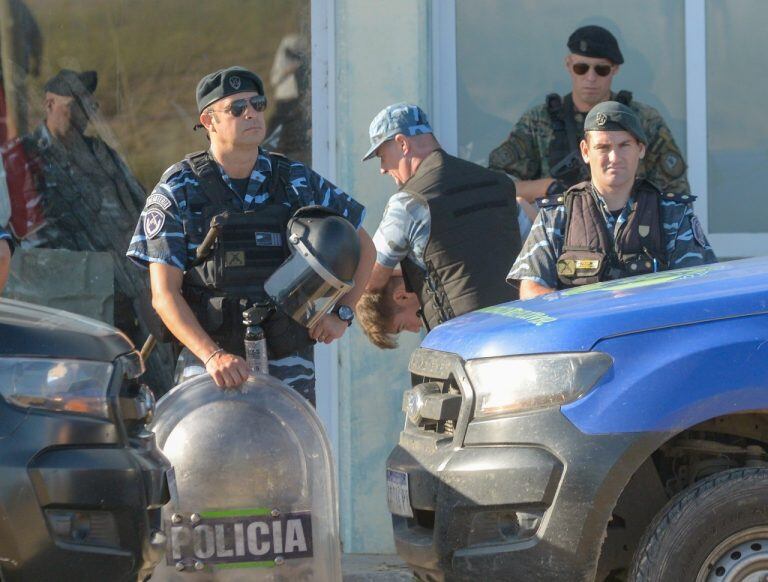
left=362, top=102, right=433, bottom=161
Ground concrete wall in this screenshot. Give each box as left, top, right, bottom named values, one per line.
left=334, top=0, right=431, bottom=553
left=4, top=249, right=114, bottom=322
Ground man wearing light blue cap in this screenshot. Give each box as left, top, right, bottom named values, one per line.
left=358, top=102, right=523, bottom=349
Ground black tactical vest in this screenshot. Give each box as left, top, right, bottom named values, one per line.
left=181, top=151, right=310, bottom=357
left=546, top=91, right=632, bottom=187
left=399, top=150, right=521, bottom=330
left=556, top=179, right=666, bottom=287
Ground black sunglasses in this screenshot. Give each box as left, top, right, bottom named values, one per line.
left=211, top=95, right=268, bottom=117
left=572, top=62, right=613, bottom=77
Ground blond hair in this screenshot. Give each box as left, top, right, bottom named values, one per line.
left=357, top=276, right=404, bottom=349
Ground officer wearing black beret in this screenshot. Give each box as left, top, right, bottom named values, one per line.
left=15, top=68, right=173, bottom=389
left=507, top=100, right=716, bottom=299
left=127, top=66, right=375, bottom=404
left=489, top=24, right=690, bottom=205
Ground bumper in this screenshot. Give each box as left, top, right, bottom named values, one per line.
left=388, top=407, right=653, bottom=581
left=0, top=417, right=170, bottom=582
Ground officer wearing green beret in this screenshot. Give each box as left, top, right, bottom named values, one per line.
left=507, top=101, right=716, bottom=299
left=127, top=66, right=375, bottom=403
left=488, top=25, right=690, bottom=204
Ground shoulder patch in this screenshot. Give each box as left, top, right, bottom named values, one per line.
left=661, top=191, right=697, bottom=204
left=144, top=208, right=166, bottom=239
left=661, top=151, right=686, bottom=178
left=536, top=195, right=565, bottom=208
left=159, top=161, right=188, bottom=182
left=691, top=215, right=708, bottom=247
left=146, top=186, right=173, bottom=210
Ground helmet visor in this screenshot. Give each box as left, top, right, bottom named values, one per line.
left=265, top=249, right=350, bottom=329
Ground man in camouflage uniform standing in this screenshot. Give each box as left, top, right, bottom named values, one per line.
left=508, top=101, right=715, bottom=300
left=127, top=67, right=373, bottom=405
left=18, top=69, right=174, bottom=391
left=489, top=25, right=689, bottom=203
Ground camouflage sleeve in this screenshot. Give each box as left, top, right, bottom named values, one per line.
left=126, top=181, right=187, bottom=271
left=638, top=104, right=691, bottom=196
left=488, top=106, right=543, bottom=180
left=0, top=226, right=13, bottom=254
left=506, top=206, right=565, bottom=288
left=302, top=166, right=366, bottom=229
left=667, top=206, right=717, bottom=268
left=372, top=192, right=430, bottom=269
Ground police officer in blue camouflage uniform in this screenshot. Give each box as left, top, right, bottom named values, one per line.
left=126, top=67, right=374, bottom=405
left=359, top=103, right=522, bottom=349
left=0, top=226, right=12, bottom=294
left=508, top=101, right=716, bottom=300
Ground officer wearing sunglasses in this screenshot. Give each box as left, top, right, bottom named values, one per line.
left=127, top=66, right=375, bottom=404
left=489, top=25, right=690, bottom=204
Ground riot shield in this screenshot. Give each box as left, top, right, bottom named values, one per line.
left=150, top=374, right=341, bottom=581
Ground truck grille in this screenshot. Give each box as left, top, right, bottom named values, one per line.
left=406, top=349, right=468, bottom=440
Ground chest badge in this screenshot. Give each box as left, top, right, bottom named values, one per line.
left=225, top=251, right=246, bottom=267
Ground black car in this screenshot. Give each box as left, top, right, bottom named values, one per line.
left=0, top=299, right=170, bottom=581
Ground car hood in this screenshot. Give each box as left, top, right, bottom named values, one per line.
left=420, top=258, right=768, bottom=361
left=0, top=298, right=134, bottom=361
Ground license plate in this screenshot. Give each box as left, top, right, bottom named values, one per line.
left=386, top=469, right=414, bottom=518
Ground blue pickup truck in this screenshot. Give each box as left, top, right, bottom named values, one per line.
left=387, top=257, right=768, bottom=581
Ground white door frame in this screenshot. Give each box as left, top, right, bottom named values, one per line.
left=430, top=0, right=458, bottom=155
left=310, top=0, right=340, bottom=457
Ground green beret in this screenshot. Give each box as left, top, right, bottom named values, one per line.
left=567, top=25, right=624, bottom=65
left=196, top=66, right=265, bottom=112
left=584, top=101, right=647, bottom=144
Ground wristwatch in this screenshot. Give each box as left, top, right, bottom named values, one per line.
left=333, top=304, right=355, bottom=327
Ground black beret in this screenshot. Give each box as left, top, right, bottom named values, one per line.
left=584, top=101, right=647, bottom=144
left=44, top=69, right=98, bottom=97
left=196, top=66, right=265, bottom=112
left=567, top=25, right=624, bottom=65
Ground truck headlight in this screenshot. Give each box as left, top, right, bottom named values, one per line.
left=0, top=357, right=114, bottom=418
left=465, top=352, right=612, bottom=417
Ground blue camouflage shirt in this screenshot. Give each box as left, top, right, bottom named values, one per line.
left=374, top=191, right=532, bottom=271
left=508, top=186, right=717, bottom=289
left=0, top=226, right=13, bottom=254
left=373, top=191, right=431, bottom=270
left=127, top=149, right=365, bottom=270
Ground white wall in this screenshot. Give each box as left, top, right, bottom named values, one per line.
left=333, top=0, right=430, bottom=553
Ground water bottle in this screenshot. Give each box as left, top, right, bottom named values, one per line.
left=244, top=323, right=269, bottom=376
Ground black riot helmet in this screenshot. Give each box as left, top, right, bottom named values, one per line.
left=265, top=206, right=361, bottom=328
